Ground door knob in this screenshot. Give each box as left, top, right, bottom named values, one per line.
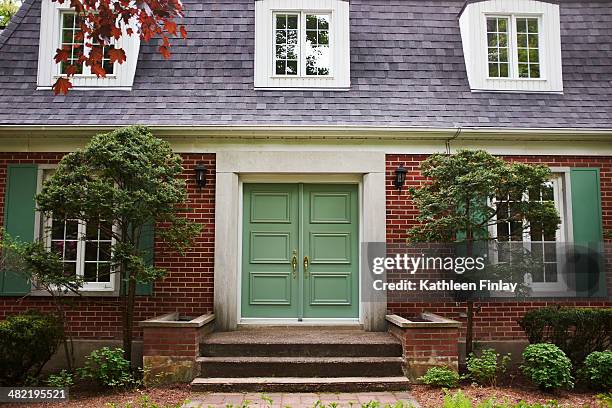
left=303, top=256, right=310, bottom=279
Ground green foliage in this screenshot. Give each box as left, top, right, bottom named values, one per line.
left=0, top=0, right=19, bottom=28
left=77, top=347, right=137, bottom=388
left=36, top=126, right=201, bottom=358
left=442, top=390, right=560, bottom=408
left=580, top=350, right=612, bottom=390
left=518, top=307, right=612, bottom=365
left=46, top=370, right=74, bottom=388
left=466, top=348, right=511, bottom=386
left=106, top=395, right=188, bottom=408
left=418, top=366, right=461, bottom=388
left=0, top=310, right=63, bottom=385
left=408, top=150, right=560, bottom=244
left=521, top=343, right=574, bottom=391
left=597, top=393, right=612, bottom=408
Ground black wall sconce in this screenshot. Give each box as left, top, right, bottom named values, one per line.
left=394, top=165, right=407, bottom=190
left=194, top=161, right=207, bottom=190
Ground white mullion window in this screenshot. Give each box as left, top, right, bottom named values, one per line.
left=489, top=176, right=566, bottom=291
left=273, top=10, right=331, bottom=78
left=486, top=14, right=542, bottom=80
left=41, top=169, right=115, bottom=291
left=59, top=10, right=115, bottom=77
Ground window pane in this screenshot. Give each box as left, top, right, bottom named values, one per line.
left=84, top=263, right=97, bottom=282
left=274, top=14, right=299, bottom=76
left=516, top=18, right=540, bottom=78
left=486, top=17, right=508, bottom=78
left=305, top=14, right=331, bottom=76
left=98, top=264, right=111, bottom=282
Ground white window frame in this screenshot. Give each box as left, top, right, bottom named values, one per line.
left=485, top=14, right=545, bottom=81
left=488, top=172, right=571, bottom=294
left=36, top=0, right=141, bottom=90
left=32, top=165, right=120, bottom=295
left=459, top=0, right=563, bottom=93
left=271, top=11, right=333, bottom=78
left=254, top=0, right=350, bottom=90
left=57, top=10, right=117, bottom=78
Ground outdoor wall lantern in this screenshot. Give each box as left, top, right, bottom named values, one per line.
left=194, top=161, right=207, bottom=190
left=394, top=165, right=407, bottom=190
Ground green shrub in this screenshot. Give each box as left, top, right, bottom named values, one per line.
left=418, top=366, right=460, bottom=388
left=521, top=343, right=573, bottom=391
left=0, top=310, right=63, bottom=385
left=77, top=347, right=136, bottom=388
left=518, top=307, right=612, bottom=365
left=466, top=348, right=511, bottom=386
left=580, top=350, right=612, bottom=390
left=46, top=370, right=74, bottom=388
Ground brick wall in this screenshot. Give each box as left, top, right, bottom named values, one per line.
left=386, top=154, right=612, bottom=341
left=0, top=153, right=216, bottom=340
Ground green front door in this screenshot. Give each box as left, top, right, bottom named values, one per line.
left=242, top=183, right=359, bottom=319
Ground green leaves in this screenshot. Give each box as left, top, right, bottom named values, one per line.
left=521, top=343, right=574, bottom=391
left=408, top=150, right=561, bottom=244
left=36, top=126, right=201, bottom=286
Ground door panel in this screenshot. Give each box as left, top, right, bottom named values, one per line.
left=242, top=183, right=359, bottom=320
left=303, top=184, right=359, bottom=318
left=242, top=184, right=299, bottom=318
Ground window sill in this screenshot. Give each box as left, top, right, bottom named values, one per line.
left=254, top=86, right=350, bottom=91
left=29, top=287, right=119, bottom=297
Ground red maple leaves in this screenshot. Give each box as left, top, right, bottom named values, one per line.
left=52, top=0, right=187, bottom=95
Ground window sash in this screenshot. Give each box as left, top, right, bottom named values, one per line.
left=488, top=176, right=566, bottom=288
left=485, top=14, right=543, bottom=81
left=272, top=11, right=332, bottom=78
left=58, top=10, right=116, bottom=77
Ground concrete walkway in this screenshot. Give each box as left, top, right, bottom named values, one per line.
left=184, top=392, right=419, bottom=408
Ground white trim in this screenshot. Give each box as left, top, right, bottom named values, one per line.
left=254, top=0, right=350, bottom=89
left=459, top=0, right=563, bottom=93
left=214, top=151, right=386, bottom=331
left=36, top=0, right=140, bottom=89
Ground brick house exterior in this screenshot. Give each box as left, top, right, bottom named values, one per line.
left=0, top=0, right=610, bottom=368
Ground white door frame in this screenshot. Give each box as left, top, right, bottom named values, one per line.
left=214, top=151, right=387, bottom=331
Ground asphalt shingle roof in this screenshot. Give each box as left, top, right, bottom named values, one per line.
left=0, top=0, right=611, bottom=128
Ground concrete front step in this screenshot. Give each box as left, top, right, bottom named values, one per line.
left=190, top=376, right=411, bottom=393
left=197, top=356, right=405, bottom=378
left=200, top=328, right=403, bottom=357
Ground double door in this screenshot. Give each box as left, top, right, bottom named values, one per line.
left=241, top=183, right=359, bottom=319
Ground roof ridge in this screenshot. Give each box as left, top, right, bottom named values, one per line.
left=0, top=0, right=35, bottom=52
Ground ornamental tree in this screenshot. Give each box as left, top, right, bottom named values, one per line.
left=50, top=0, right=187, bottom=95
left=36, top=126, right=201, bottom=362
left=408, top=149, right=560, bottom=356
left=0, top=0, right=19, bottom=28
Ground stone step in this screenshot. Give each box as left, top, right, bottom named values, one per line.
left=200, top=329, right=403, bottom=357
left=190, top=376, right=411, bottom=393
left=197, top=356, right=405, bottom=378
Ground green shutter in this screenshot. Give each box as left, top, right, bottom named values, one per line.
left=2, top=164, right=37, bottom=296
left=570, top=168, right=604, bottom=297
left=570, top=168, right=603, bottom=244
left=136, top=221, right=154, bottom=296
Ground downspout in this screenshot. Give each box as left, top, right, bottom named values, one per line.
left=445, top=126, right=462, bottom=154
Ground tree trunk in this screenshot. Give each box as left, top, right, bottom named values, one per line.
left=121, top=256, right=136, bottom=362
left=465, top=300, right=474, bottom=357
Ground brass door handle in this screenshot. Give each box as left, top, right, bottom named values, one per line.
left=303, top=256, right=310, bottom=279
left=291, top=250, right=297, bottom=279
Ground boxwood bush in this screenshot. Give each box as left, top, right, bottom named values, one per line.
left=580, top=350, right=612, bottom=390
left=521, top=343, right=574, bottom=391
left=518, top=307, right=612, bottom=365
left=0, top=310, right=63, bottom=385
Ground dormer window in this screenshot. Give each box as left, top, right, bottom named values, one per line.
left=459, top=0, right=563, bottom=93
left=59, top=12, right=115, bottom=76
left=36, top=0, right=140, bottom=90
left=486, top=16, right=540, bottom=80
left=255, top=0, right=350, bottom=89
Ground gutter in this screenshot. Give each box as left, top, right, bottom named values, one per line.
left=0, top=124, right=611, bottom=142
